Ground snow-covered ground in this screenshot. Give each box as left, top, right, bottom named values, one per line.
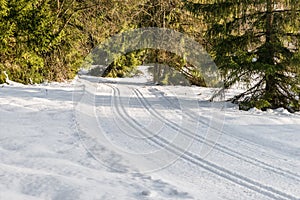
left=0, top=67, right=299, bottom=200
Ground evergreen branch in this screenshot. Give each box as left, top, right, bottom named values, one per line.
left=230, top=78, right=265, bottom=103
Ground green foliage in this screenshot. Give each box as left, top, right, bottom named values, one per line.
left=0, top=64, right=6, bottom=83
left=144, top=49, right=206, bottom=86
left=148, top=64, right=191, bottom=86
left=185, top=0, right=300, bottom=112
left=99, top=0, right=206, bottom=86
left=240, top=98, right=272, bottom=111
left=0, top=0, right=119, bottom=84
left=106, top=51, right=144, bottom=78
left=13, top=52, right=45, bottom=84
left=0, top=0, right=206, bottom=86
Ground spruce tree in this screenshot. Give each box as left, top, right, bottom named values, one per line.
left=185, top=0, right=300, bottom=112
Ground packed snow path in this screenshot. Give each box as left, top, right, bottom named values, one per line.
left=75, top=76, right=300, bottom=200
left=0, top=75, right=299, bottom=199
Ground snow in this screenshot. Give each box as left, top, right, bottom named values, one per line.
left=0, top=66, right=299, bottom=200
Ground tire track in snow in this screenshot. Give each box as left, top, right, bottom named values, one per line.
left=134, top=89, right=300, bottom=182
left=103, top=83, right=298, bottom=200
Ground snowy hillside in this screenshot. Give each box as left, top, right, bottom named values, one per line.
left=0, top=70, right=299, bottom=200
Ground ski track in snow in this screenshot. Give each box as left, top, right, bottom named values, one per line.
left=99, top=83, right=299, bottom=200
left=0, top=73, right=299, bottom=200
left=133, top=87, right=300, bottom=181
left=149, top=86, right=299, bottom=155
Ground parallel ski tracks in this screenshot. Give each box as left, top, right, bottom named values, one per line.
left=100, top=83, right=299, bottom=200
left=154, top=86, right=300, bottom=159
left=140, top=87, right=300, bottom=181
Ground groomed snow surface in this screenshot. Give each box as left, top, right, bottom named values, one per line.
left=0, top=67, right=299, bottom=200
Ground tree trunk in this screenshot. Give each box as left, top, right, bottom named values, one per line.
left=266, top=0, right=274, bottom=44
left=102, top=64, right=113, bottom=77
left=265, top=0, right=276, bottom=99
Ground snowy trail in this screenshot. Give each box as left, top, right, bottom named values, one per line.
left=149, top=86, right=300, bottom=159
left=108, top=85, right=296, bottom=199
left=133, top=87, right=300, bottom=182
left=133, top=88, right=300, bottom=183
left=1, top=74, right=299, bottom=200
left=73, top=75, right=300, bottom=199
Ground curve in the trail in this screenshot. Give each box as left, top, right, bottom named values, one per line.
left=103, top=83, right=298, bottom=200
left=133, top=87, right=300, bottom=182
